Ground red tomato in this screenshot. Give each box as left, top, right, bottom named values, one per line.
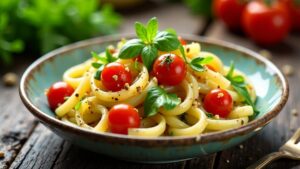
left=101, top=62, right=132, bottom=92
left=203, top=89, right=233, bottom=118
left=108, top=104, right=140, bottom=134
left=178, top=36, right=187, bottom=45
left=213, top=0, right=247, bottom=30
left=242, top=0, right=291, bottom=45
left=47, top=81, right=74, bottom=110
left=283, top=0, right=300, bottom=30
left=152, top=54, right=186, bottom=86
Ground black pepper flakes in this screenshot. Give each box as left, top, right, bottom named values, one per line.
left=75, top=93, right=79, bottom=97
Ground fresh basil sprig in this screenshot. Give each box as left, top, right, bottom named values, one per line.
left=118, top=17, right=180, bottom=70
left=144, top=86, right=181, bottom=117
left=179, top=45, right=213, bottom=72
left=91, top=48, right=117, bottom=80
left=225, top=62, right=259, bottom=119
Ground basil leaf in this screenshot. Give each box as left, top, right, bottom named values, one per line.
left=146, top=17, right=158, bottom=42
left=190, top=57, right=213, bottom=72
left=92, top=62, right=102, bottom=69
left=232, top=75, right=245, bottom=84
left=179, top=45, right=188, bottom=63
left=75, top=101, right=82, bottom=111
left=205, top=112, right=214, bottom=118
left=226, top=62, right=235, bottom=79
left=144, top=86, right=180, bottom=117
left=165, top=28, right=177, bottom=35
left=154, top=31, right=180, bottom=51
left=94, top=65, right=105, bottom=80
left=135, top=22, right=148, bottom=43
left=141, top=45, right=158, bottom=70
left=119, top=39, right=144, bottom=59
left=91, top=51, right=107, bottom=64
left=105, top=48, right=117, bottom=63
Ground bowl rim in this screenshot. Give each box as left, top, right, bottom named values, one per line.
left=19, top=34, right=289, bottom=146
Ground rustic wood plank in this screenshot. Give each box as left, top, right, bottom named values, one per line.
left=119, top=2, right=207, bottom=35
left=205, top=21, right=300, bottom=169
left=0, top=60, right=38, bottom=169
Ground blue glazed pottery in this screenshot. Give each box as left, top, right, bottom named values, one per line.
left=19, top=35, right=288, bottom=163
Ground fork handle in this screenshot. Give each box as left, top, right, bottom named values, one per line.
left=247, top=151, right=290, bottom=169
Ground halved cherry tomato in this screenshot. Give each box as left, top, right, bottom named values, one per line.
left=108, top=104, right=140, bottom=134
left=101, top=62, right=132, bottom=92
left=178, top=36, right=187, bottom=45
left=152, top=54, right=186, bottom=86
left=242, top=0, right=291, bottom=45
left=203, top=88, right=233, bottom=118
left=47, top=81, right=74, bottom=110
left=213, top=0, right=247, bottom=30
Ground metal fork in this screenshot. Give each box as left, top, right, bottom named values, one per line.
left=247, top=128, right=300, bottom=169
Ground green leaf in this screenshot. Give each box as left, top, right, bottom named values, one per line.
left=118, top=39, right=144, bottom=59
left=154, top=31, right=180, bottom=52
left=179, top=45, right=188, bottom=63
left=232, top=75, right=245, bottom=84
left=75, top=101, right=82, bottom=111
left=141, top=45, right=158, bottom=70
left=190, top=56, right=213, bottom=72
left=226, top=62, right=235, bottom=79
left=146, top=17, right=158, bottom=42
left=94, top=64, right=105, bottom=80
left=135, top=22, right=148, bottom=43
left=105, top=48, right=117, bottom=63
left=165, top=28, right=177, bottom=36
left=92, top=62, right=102, bottom=69
left=91, top=51, right=107, bottom=63
left=144, top=86, right=180, bottom=117
left=205, top=112, right=214, bottom=118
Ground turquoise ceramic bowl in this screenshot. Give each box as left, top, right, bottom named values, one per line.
left=19, top=35, right=288, bottom=163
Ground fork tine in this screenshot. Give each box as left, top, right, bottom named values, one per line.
left=288, top=128, right=300, bottom=144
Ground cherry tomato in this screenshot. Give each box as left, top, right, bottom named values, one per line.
left=213, top=0, right=247, bottom=30
left=152, top=54, right=186, bottom=86
left=242, top=0, right=291, bottom=45
left=178, top=36, right=187, bottom=45
left=47, top=81, right=74, bottom=110
left=203, top=88, right=233, bottom=118
left=101, top=62, right=132, bottom=92
left=108, top=104, right=140, bottom=134
left=283, top=0, right=300, bottom=30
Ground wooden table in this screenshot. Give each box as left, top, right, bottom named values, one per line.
left=1, top=2, right=300, bottom=169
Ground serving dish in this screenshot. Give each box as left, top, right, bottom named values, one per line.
left=19, top=34, right=288, bottom=163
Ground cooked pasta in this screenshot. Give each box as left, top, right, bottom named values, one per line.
left=46, top=18, right=258, bottom=137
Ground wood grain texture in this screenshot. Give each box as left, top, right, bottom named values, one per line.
left=0, top=61, right=37, bottom=169
left=206, top=21, right=300, bottom=169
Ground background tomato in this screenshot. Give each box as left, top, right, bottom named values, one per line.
left=242, top=0, right=290, bottom=45
left=213, top=0, right=247, bottom=30
left=108, top=104, right=140, bottom=134
left=152, top=54, right=186, bottom=86
left=283, top=0, right=300, bottom=30
left=101, top=62, right=132, bottom=92
left=203, top=88, right=233, bottom=118
left=47, top=81, right=74, bottom=110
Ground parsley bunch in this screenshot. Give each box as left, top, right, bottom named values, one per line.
left=225, top=63, right=259, bottom=119
left=118, top=17, right=181, bottom=70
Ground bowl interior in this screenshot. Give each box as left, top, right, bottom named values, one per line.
left=23, top=37, right=283, bottom=135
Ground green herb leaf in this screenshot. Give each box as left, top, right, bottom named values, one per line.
left=205, top=112, right=214, bottom=118
left=91, top=51, right=107, bottom=63
left=146, top=17, right=158, bottom=42
left=144, top=86, right=180, bottom=117
left=225, top=62, right=259, bottom=119
left=165, top=28, right=177, bottom=36
left=94, top=64, right=105, bottom=80
left=75, top=101, right=82, bottom=111
left=190, top=56, right=213, bottom=72
left=141, top=45, right=158, bottom=70
left=179, top=45, right=188, bottom=63
left=92, top=62, right=102, bottom=69
left=154, top=31, right=180, bottom=52
left=135, top=22, right=148, bottom=43
left=118, top=39, right=144, bottom=59
left=105, top=48, right=117, bottom=63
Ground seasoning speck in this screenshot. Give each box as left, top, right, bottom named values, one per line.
left=282, top=64, right=294, bottom=76
left=291, top=109, right=298, bottom=116
left=75, top=93, right=79, bottom=97
left=0, top=151, right=5, bottom=158
left=2, top=72, right=18, bottom=86
left=259, top=49, right=272, bottom=60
